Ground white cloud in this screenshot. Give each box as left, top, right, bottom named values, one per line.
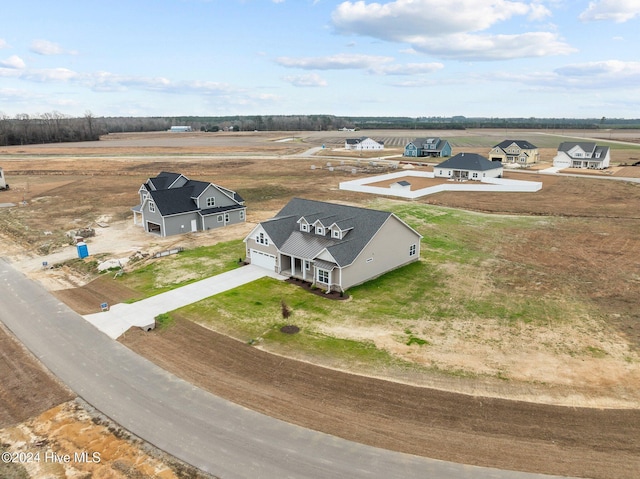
left=30, top=39, right=75, bottom=55
left=411, top=32, right=575, bottom=60
left=494, top=60, right=640, bottom=89
left=579, top=1, right=640, bottom=23
left=370, top=62, right=443, bottom=75
left=282, top=73, right=328, bottom=87
left=0, top=55, right=26, bottom=69
left=0, top=39, right=8, bottom=49
left=24, top=67, right=78, bottom=82
left=331, top=0, right=570, bottom=61
left=276, top=53, right=442, bottom=76
left=276, top=53, right=394, bottom=70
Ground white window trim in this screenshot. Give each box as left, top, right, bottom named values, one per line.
left=240, top=210, right=245, bottom=220
left=206, top=197, right=215, bottom=207
left=149, top=201, right=156, bottom=213
left=317, top=269, right=329, bottom=284
left=217, top=215, right=223, bottom=222
left=410, top=244, right=417, bottom=257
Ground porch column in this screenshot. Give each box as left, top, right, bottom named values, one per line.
left=291, top=255, right=296, bottom=276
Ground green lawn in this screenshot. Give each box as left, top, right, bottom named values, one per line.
left=116, top=240, right=246, bottom=300
left=167, top=203, right=587, bottom=370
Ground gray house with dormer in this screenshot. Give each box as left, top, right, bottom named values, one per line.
left=552, top=142, right=611, bottom=169
left=244, top=198, right=422, bottom=292
left=404, top=138, right=452, bottom=158
left=132, top=172, right=246, bottom=236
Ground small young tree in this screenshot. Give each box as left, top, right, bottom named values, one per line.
left=281, top=300, right=292, bottom=320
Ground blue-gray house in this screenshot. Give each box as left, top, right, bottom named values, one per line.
left=132, top=172, right=246, bottom=237
left=404, top=138, right=452, bottom=158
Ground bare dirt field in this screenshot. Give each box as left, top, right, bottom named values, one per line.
left=120, top=318, right=640, bottom=479
left=1, top=129, right=640, bottom=478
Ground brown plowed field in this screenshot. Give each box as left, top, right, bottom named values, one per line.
left=2, top=129, right=640, bottom=478
left=120, top=318, right=640, bottom=479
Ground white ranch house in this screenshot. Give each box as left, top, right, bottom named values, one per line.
left=434, top=153, right=503, bottom=181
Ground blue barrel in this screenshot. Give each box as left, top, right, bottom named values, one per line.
left=77, top=242, right=89, bottom=259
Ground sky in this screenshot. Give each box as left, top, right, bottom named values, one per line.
left=1, top=0, right=639, bottom=119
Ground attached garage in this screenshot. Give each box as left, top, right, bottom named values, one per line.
left=147, top=222, right=161, bottom=235
left=250, top=249, right=276, bottom=271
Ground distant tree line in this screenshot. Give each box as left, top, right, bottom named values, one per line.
left=2, top=111, right=639, bottom=147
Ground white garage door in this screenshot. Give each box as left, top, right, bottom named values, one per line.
left=250, top=249, right=276, bottom=271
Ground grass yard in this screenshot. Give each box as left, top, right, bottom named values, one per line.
left=167, top=202, right=617, bottom=382
left=115, top=240, right=246, bottom=300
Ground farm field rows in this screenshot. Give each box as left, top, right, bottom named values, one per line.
left=1, top=129, right=640, bottom=479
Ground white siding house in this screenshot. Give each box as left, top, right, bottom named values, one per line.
left=552, top=142, right=611, bottom=169
left=345, top=137, right=384, bottom=151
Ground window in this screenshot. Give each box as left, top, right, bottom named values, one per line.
left=240, top=210, right=245, bottom=220
left=410, top=244, right=417, bottom=257
left=315, top=226, right=324, bottom=236
left=257, top=232, right=269, bottom=246
left=301, top=223, right=309, bottom=232
left=317, top=269, right=329, bottom=284
left=206, top=197, right=215, bottom=207
left=217, top=215, right=223, bottom=222
left=149, top=201, right=155, bottom=213
left=225, top=213, right=230, bottom=222
left=305, top=261, right=310, bottom=270
left=332, top=230, right=340, bottom=239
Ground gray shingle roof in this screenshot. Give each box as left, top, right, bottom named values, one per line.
left=557, top=142, right=610, bottom=161
left=144, top=172, right=244, bottom=217
left=494, top=139, right=537, bottom=150
left=410, top=137, right=448, bottom=150
left=436, top=153, right=502, bottom=171
left=260, top=198, right=401, bottom=267
left=148, top=171, right=182, bottom=190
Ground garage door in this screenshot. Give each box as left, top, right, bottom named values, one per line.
left=250, top=249, right=276, bottom=271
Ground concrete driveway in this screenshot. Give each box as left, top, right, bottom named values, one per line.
left=0, top=259, right=569, bottom=479
left=84, top=265, right=285, bottom=339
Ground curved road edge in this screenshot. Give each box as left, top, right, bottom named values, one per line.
left=0, top=259, right=569, bottom=479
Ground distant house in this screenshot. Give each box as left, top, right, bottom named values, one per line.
left=434, top=153, right=503, bottom=180
left=404, top=138, right=452, bottom=158
left=345, top=137, right=384, bottom=150
left=169, top=126, right=192, bottom=132
left=0, top=167, right=7, bottom=190
left=489, top=140, right=539, bottom=165
left=132, top=172, right=246, bottom=237
left=552, top=142, right=611, bottom=169
left=244, top=198, right=422, bottom=292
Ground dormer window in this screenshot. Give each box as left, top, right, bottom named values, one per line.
left=315, top=226, right=325, bottom=236
left=301, top=223, right=309, bottom=232
left=332, top=229, right=341, bottom=239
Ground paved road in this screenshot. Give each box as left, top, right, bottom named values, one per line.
left=0, top=259, right=570, bottom=479
left=83, top=265, right=286, bottom=338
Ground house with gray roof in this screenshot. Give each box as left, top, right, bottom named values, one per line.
left=489, top=140, right=539, bottom=165
left=434, top=153, right=503, bottom=180
left=132, top=171, right=246, bottom=236
left=244, top=198, right=422, bottom=292
left=552, top=142, right=610, bottom=170
left=404, top=138, right=452, bottom=158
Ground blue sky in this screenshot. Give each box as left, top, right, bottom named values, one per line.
left=1, top=0, right=639, bottom=118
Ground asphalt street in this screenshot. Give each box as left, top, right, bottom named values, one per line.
left=0, top=259, right=570, bottom=479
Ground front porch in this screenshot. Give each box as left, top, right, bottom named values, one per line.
left=279, top=254, right=341, bottom=292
